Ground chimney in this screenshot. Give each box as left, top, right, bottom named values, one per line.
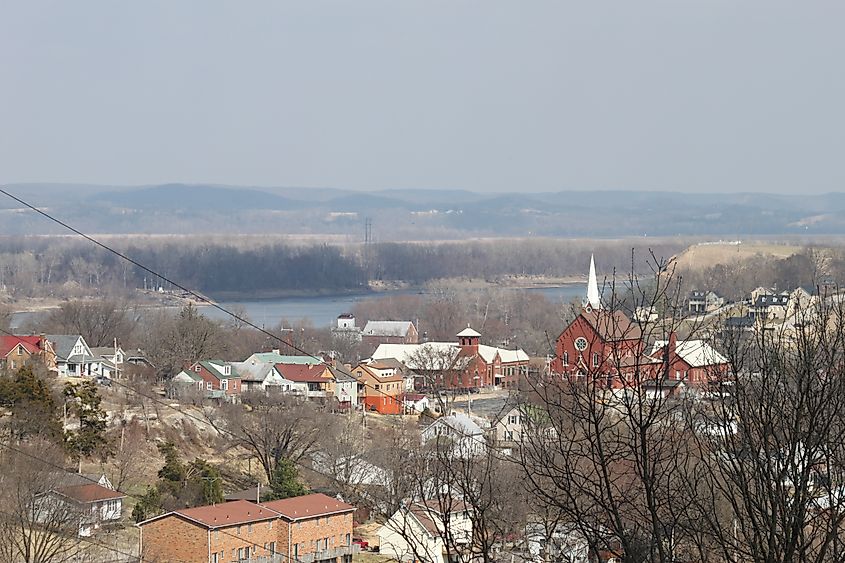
left=668, top=332, right=678, bottom=366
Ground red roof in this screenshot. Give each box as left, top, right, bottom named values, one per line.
left=581, top=310, right=642, bottom=342
left=275, top=363, right=329, bottom=383
left=158, top=500, right=279, bottom=528
left=0, top=335, right=43, bottom=357
left=57, top=484, right=125, bottom=503
left=261, top=493, right=354, bottom=520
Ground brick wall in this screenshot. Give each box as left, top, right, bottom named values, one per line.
left=141, top=514, right=281, bottom=563
left=141, top=515, right=208, bottom=563
left=278, top=512, right=354, bottom=561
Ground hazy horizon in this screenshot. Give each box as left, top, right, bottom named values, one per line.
left=3, top=1, right=844, bottom=195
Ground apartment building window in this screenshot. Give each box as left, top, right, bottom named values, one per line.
left=269, top=542, right=276, bottom=554
left=268, top=520, right=273, bottom=530
left=247, top=523, right=253, bottom=534
left=346, top=533, right=351, bottom=545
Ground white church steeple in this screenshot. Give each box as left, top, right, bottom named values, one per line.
left=586, top=254, right=601, bottom=310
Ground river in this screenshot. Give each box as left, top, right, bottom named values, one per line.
left=9, top=284, right=585, bottom=330
left=202, top=284, right=585, bottom=327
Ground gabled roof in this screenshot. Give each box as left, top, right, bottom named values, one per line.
left=0, top=335, right=43, bottom=357
left=275, top=363, right=329, bottom=383
left=353, top=363, right=405, bottom=383
left=363, top=321, right=415, bottom=337
left=260, top=493, right=354, bottom=521
left=197, top=360, right=240, bottom=381
left=425, top=413, right=484, bottom=437
left=247, top=352, right=323, bottom=365
left=140, top=499, right=279, bottom=528
left=651, top=340, right=728, bottom=368
left=579, top=310, right=641, bottom=342
left=55, top=483, right=125, bottom=504
left=229, top=361, right=275, bottom=383
left=46, top=335, right=87, bottom=360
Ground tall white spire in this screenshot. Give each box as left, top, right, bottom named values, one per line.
left=586, top=254, right=601, bottom=310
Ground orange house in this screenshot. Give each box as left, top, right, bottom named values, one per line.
left=352, top=363, right=405, bottom=414
left=0, top=335, right=57, bottom=372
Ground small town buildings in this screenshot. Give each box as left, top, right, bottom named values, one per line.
left=176, top=360, right=242, bottom=398
left=332, top=314, right=362, bottom=343
left=275, top=363, right=334, bottom=399
left=329, top=366, right=359, bottom=410
left=246, top=350, right=325, bottom=366
left=352, top=362, right=405, bottom=414
left=361, top=320, right=419, bottom=346
left=260, top=494, right=356, bottom=563
left=422, top=413, right=487, bottom=458
left=370, top=327, right=529, bottom=391
left=402, top=393, right=430, bottom=413
left=139, top=499, right=282, bottom=563
left=230, top=360, right=291, bottom=393
left=0, top=334, right=55, bottom=372
left=687, top=290, right=724, bottom=314
left=38, top=482, right=125, bottom=537
left=139, top=494, right=356, bottom=563
left=649, top=334, right=729, bottom=385
left=47, top=334, right=100, bottom=377
left=378, top=500, right=472, bottom=563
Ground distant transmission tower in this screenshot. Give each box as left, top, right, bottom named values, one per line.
left=362, top=217, right=373, bottom=285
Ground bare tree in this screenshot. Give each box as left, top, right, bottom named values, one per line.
left=0, top=442, right=84, bottom=563
left=215, top=393, right=324, bottom=483
left=406, top=344, right=472, bottom=415
left=40, top=300, right=135, bottom=347
left=685, top=294, right=845, bottom=563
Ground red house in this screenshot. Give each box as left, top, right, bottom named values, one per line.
left=179, top=360, right=241, bottom=396
left=648, top=333, right=729, bottom=385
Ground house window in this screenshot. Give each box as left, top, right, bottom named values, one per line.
left=221, top=379, right=228, bottom=391
left=206, top=381, right=212, bottom=391
left=508, top=415, right=519, bottom=424
left=346, top=534, right=351, bottom=546
left=505, top=430, right=514, bottom=441
left=195, top=365, right=201, bottom=372
left=592, top=352, right=600, bottom=367
left=224, top=365, right=231, bottom=375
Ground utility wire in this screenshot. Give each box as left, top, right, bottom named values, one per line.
left=0, top=187, right=512, bottom=453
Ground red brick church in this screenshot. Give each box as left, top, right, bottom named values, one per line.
left=550, top=255, right=728, bottom=389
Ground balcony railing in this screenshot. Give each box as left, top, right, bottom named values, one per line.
left=298, top=544, right=358, bottom=563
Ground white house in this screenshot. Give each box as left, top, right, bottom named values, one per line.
left=47, top=335, right=100, bottom=377
left=378, top=500, right=472, bottom=563
left=230, top=361, right=292, bottom=392
left=422, top=413, right=487, bottom=458
left=526, top=522, right=590, bottom=563
left=331, top=367, right=359, bottom=409
left=38, top=481, right=125, bottom=537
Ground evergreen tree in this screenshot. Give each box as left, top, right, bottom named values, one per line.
left=64, top=380, right=111, bottom=463
left=131, top=486, right=162, bottom=523
left=265, top=458, right=307, bottom=501
left=4, top=366, right=62, bottom=441
left=188, top=458, right=224, bottom=505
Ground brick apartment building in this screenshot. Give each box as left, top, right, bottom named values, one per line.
left=139, top=494, right=355, bottom=563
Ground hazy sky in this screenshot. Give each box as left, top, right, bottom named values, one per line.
left=2, top=1, right=843, bottom=194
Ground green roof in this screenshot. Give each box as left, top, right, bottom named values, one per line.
left=247, top=353, right=323, bottom=365
left=198, top=360, right=241, bottom=380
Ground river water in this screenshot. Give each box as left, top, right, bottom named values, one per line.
left=203, top=284, right=585, bottom=328
left=10, top=284, right=585, bottom=330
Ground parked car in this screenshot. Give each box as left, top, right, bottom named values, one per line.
left=95, top=376, right=112, bottom=387
left=353, top=538, right=369, bottom=551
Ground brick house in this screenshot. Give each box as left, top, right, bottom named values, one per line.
left=0, top=334, right=56, bottom=372
left=139, top=494, right=355, bottom=563
left=139, top=499, right=281, bottom=563
left=361, top=321, right=419, bottom=347
left=648, top=333, right=729, bottom=385
left=261, top=493, right=356, bottom=563
left=177, top=360, right=242, bottom=397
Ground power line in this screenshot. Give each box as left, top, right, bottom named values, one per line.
left=0, top=188, right=514, bottom=466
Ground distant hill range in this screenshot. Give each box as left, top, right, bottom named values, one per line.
left=2, top=183, right=845, bottom=239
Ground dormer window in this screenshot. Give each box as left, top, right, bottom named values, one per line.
left=195, top=365, right=201, bottom=372
left=224, top=365, right=231, bottom=376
